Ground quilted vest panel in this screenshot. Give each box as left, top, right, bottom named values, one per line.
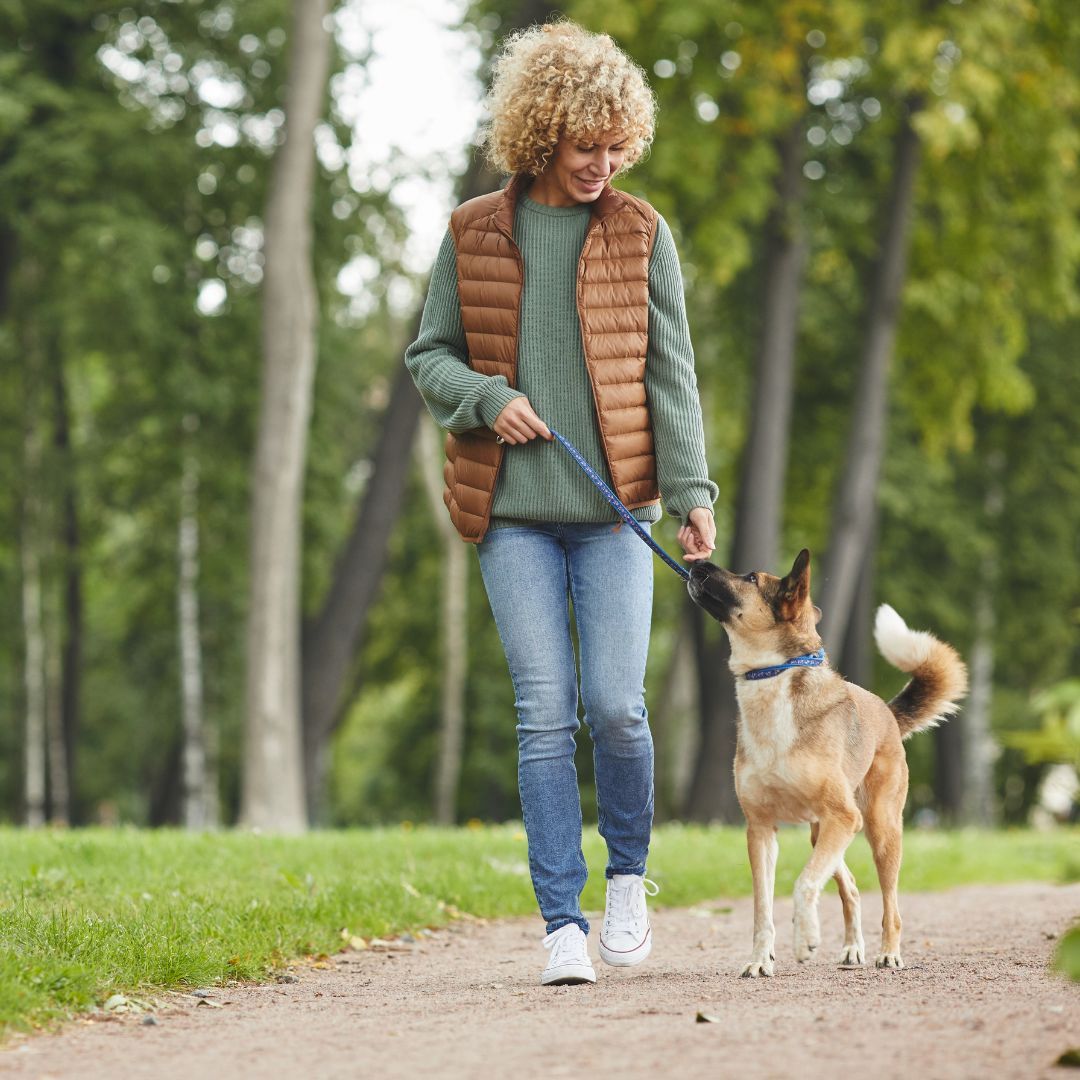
left=445, top=171, right=660, bottom=542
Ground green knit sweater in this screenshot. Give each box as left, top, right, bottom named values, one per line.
left=405, top=188, right=718, bottom=529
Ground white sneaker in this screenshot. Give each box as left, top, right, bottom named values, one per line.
left=540, top=923, right=596, bottom=986
left=599, top=874, right=659, bottom=967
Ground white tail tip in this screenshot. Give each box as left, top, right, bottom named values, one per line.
left=874, top=603, right=934, bottom=672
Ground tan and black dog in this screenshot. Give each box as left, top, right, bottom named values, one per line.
left=687, top=549, right=967, bottom=976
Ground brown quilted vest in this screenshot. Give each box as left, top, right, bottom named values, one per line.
left=444, top=171, right=661, bottom=542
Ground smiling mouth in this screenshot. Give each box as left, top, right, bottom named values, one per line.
left=576, top=176, right=606, bottom=188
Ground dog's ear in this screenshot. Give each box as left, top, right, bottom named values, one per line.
left=777, top=548, right=811, bottom=616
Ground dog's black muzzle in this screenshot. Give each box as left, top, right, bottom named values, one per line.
left=687, top=561, right=739, bottom=623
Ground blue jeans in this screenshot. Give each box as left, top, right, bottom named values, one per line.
left=476, top=521, right=655, bottom=935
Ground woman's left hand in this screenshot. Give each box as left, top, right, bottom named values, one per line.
left=678, top=507, right=716, bottom=562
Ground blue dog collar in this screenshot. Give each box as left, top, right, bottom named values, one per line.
left=744, top=648, right=826, bottom=681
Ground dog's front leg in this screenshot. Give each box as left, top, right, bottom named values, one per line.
left=793, top=803, right=861, bottom=963
left=741, top=820, right=778, bottom=977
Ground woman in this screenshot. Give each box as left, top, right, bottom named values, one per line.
left=405, top=19, right=717, bottom=986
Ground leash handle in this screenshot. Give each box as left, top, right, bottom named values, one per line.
left=548, top=429, right=690, bottom=581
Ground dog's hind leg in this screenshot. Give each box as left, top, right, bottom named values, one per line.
left=864, top=754, right=907, bottom=968
left=810, top=822, right=865, bottom=966
left=741, top=820, right=778, bottom=977
left=793, top=798, right=862, bottom=963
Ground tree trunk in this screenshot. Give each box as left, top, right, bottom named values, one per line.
left=685, top=120, right=808, bottom=822
left=652, top=603, right=700, bottom=821
left=178, top=415, right=214, bottom=829
left=51, top=341, right=83, bottom=823
left=45, top=592, right=70, bottom=825
left=961, top=582, right=996, bottom=825
left=240, top=0, right=333, bottom=832
left=837, top=514, right=878, bottom=686
left=418, top=419, right=469, bottom=825
left=21, top=378, right=46, bottom=828
left=685, top=610, right=741, bottom=821
left=820, top=102, right=922, bottom=654
left=960, top=462, right=1003, bottom=826
left=933, top=719, right=964, bottom=824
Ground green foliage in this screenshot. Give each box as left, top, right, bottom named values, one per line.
left=1002, top=681, right=1080, bottom=769
left=0, top=825, right=1076, bottom=1035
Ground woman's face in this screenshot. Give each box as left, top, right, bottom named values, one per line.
left=530, top=131, right=629, bottom=206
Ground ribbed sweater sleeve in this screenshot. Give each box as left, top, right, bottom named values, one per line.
left=645, top=215, right=720, bottom=524
left=404, top=227, right=523, bottom=433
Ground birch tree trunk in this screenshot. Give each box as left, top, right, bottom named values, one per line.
left=960, top=462, right=1003, bottom=825
left=820, top=102, right=922, bottom=654
left=418, top=419, right=469, bottom=825
left=240, top=0, right=333, bottom=832
left=686, top=120, right=808, bottom=822
left=178, top=414, right=214, bottom=829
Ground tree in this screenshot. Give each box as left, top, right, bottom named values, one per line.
left=241, top=0, right=334, bottom=832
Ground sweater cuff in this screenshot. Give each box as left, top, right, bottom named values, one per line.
left=666, top=484, right=719, bottom=526
left=477, top=380, right=524, bottom=429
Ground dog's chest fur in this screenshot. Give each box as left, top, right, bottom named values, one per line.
left=734, top=676, right=817, bottom=822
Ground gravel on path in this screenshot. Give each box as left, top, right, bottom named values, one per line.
left=3, top=882, right=1078, bottom=1080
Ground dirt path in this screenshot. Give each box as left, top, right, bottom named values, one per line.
left=3, top=883, right=1078, bottom=1079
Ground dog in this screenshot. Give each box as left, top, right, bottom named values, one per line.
left=687, top=549, right=967, bottom=976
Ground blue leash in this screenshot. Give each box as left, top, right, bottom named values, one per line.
left=548, top=431, right=825, bottom=678
left=548, top=429, right=690, bottom=580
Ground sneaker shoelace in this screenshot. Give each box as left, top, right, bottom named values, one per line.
left=603, top=876, right=660, bottom=934
left=543, top=927, right=588, bottom=967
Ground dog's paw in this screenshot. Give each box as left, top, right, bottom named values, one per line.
left=838, top=942, right=865, bottom=967
left=740, top=956, right=775, bottom=978
left=792, top=910, right=821, bottom=963
left=875, top=952, right=904, bottom=969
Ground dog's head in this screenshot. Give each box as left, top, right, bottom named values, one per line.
left=687, top=548, right=823, bottom=657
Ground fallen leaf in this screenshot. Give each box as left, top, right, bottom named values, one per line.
left=195, top=998, right=223, bottom=1009
left=103, top=995, right=128, bottom=1012
left=696, top=1012, right=721, bottom=1024
left=1056, top=1049, right=1080, bottom=1068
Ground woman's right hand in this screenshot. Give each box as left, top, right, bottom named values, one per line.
left=493, top=397, right=553, bottom=444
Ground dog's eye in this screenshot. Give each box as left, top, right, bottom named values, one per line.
left=745, top=573, right=757, bottom=585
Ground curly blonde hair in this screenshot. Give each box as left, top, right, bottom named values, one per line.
left=481, top=19, right=656, bottom=177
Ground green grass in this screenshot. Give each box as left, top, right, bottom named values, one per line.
left=1, top=824, right=1077, bottom=1037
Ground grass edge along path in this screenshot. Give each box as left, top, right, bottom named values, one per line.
left=1, top=824, right=1077, bottom=1038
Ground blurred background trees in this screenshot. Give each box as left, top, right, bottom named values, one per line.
left=1, top=0, right=1078, bottom=830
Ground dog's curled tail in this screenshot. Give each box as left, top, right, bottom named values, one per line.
left=873, top=604, right=968, bottom=739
